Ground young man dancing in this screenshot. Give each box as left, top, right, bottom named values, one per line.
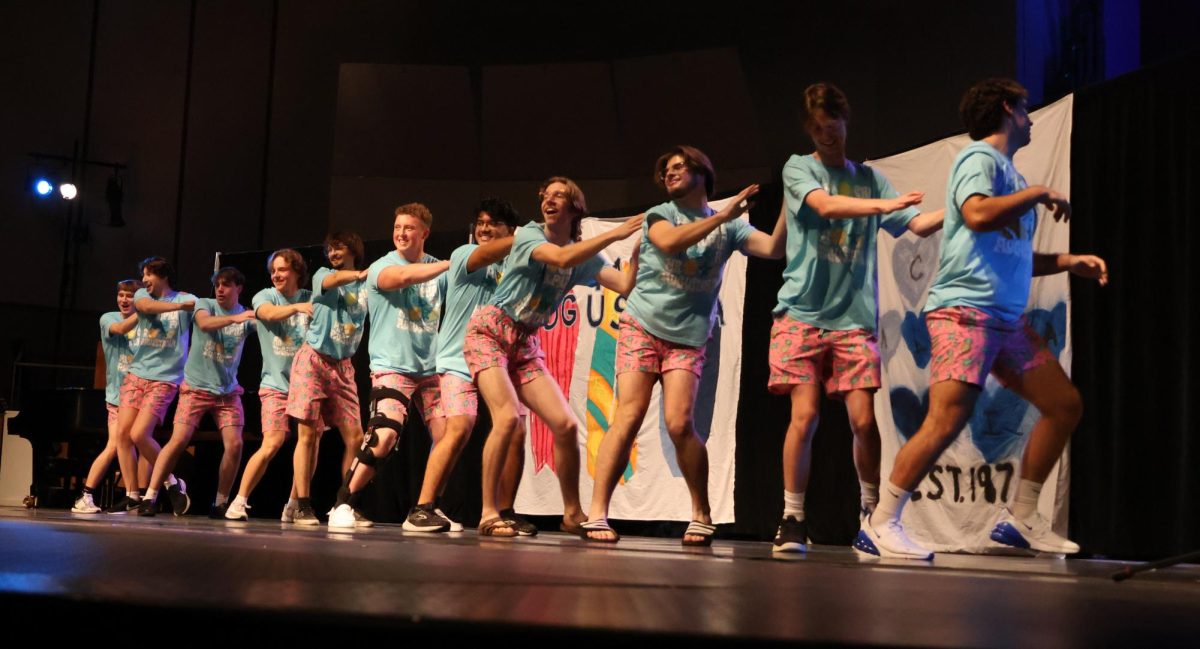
left=770, top=83, right=944, bottom=553
left=857, top=78, right=1107, bottom=559
left=138, top=267, right=256, bottom=517
left=584, top=146, right=784, bottom=545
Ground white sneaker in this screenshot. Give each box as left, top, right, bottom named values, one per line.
left=224, top=500, right=249, bottom=521
left=436, top=507, right=463, bottom=532
left=854, top=516, right=933, bottom=560
left=72, top=493, right=101, bottom=514
left=990, top=508, right=1080, bottom=554
left=327, top=504, right=372, bottom=529
left=280, top=501, right=297, bottom=523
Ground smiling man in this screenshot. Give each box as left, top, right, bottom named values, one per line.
left=138, top=267, right=256, bottom=517
left=327, top=203, right=449, bottom=529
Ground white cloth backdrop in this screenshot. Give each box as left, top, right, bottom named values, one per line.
left=514, top=197, right=746, bottom=523
left=869, top=94, right=1074, bottom=552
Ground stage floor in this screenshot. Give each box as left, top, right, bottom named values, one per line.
left=1, top=507, right=1197, bottom=646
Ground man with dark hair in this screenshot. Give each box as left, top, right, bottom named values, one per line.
left=226, top=250, right=314, bottom=521
left=583, top=146, right=784, bottom=545
left=768, top=83, right=944, bottom=553
left=72, top=279, right=141, bottom=514
left=857, top=78, right=1107, bottom=559
left=329, top=203, right=448, bottom=528
left=393, top=199, right=522, bottom=533
left=138, top=267, right=256, bottom=517
left=285, top=234, right=369, bottom=525
left=112, top=257, right=195, bottom=513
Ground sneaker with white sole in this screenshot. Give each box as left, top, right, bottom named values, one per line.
left=326, top=503, right=372, bottom=527
left=280, top=501, right=297, bottom=523
left=436, top=507, right=464, bottom=533
left=403, top=505, right=450, bottom=532
left=225, top=500, right=249, bottom=521
left=166, top=478, right=190, bottom=516
left=72, top=493, right=102, bottom=514
left=293, top=504, right=320, bottom=526
left=771, top=516, right=807, bottom=553
left=990, top=507, right=1080, bottom=554
left=854, top=516, right=933, bottom=560
left=106, top=495, right=140, bottom=514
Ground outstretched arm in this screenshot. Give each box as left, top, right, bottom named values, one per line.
left=107, top=313, right=139, bottom=335
left=741, top=201, right=788, bottom=259
left=466, top=236, right=515, bottom=273
left=906, top=209, right=945, bottom=237
left=961, top=186, right=1069, bottom=232
left=377, top=261, right=450, bottom=291
left=648, top=185, right=760, bottom=255
left=595, top=238, right=640, bottom=297
left=256, top=301, right=313, bottom=322
left=1033, top=253, right=1108, bottom=285
left=196, top=308, right=256, bottom=332
left=531, top=215, right=645, bottom=269
left=136, top=297, right=194, bottom=315
left=321, top=269, right=369, bottom=290
left=805, top=188, right=924, bottom=220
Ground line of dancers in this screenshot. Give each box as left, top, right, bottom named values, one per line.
left=72, top=78, right=1108, bottom=559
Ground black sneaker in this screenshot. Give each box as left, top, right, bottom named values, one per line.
left=166, top=478, right=190, bottom=516
left=293, top=504, right=320, bottom=526
left=771, top=516, right=807, bottom=553
left=402, top=504, right=450, bottom=532
left=209, top=503, right=228, bottom=519
left=106, top=495, right=141, bottom=514
left=501, top=508, right=538, bottom=536
left=136, top=498, right=157, bottom=517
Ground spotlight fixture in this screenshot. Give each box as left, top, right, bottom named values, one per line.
left=34, top=179, right=54, bottom=196
left=59, top=183, right=78, bottom=200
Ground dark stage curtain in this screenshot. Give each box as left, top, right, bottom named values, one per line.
left=1069, top=54, right=1200, bottom=559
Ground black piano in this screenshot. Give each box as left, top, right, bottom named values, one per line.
left=6, top=388, right=109, bottom=508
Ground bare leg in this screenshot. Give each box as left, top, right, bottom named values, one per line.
left=517, top=374, right=585, bottom=527
left=477, top=367, right=522, bottom=532
left=237, top=429, right=286, bottom=498
left=147, top=421, right=197, bottom=500
left=497, top=417, right=527, bottom=510
left=843, top=389, right=881, bottom=486
left=888, top=380, right=979, bottom=492
left=584, top=371, right=655, bottom=540
left=660, top=370, right=710, bottom=543
left=419, top=416, right=466, bottom=504
left=782, top=384, right=821, bottom=493
left=293, top=419, right=320, bottom=498
left=1004, top=361, right=1083, bottom=484
left=216, top=425, right=244, bottom=500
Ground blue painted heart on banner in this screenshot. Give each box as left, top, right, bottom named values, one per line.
left=968, top=387, right=1031, bottom=463
left=901, top=311, right=932, bottom=368
left=890, top=234, right=938, bottom=309
left=889, top=387, right=929, bottom=441
left=1024, top=302, right=1067, bottom=359
left=878, top=309, right=904, bottom=365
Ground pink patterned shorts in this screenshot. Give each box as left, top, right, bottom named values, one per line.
left=464, top=305, right=546, bottom=386
left=173, top=383, right=245, bottom=430
left=926, top=306, right=1055, bottom=388
left=768, top=314, right=881, bottom=396
left=118, top=374, right=178, bottom=426
left=106, top=403, right=119, bottom=427
left=371, top=372, right=443, bottom=425
left=286, top=343, right=361, bottom=429
left=438, top=373, right=479, bottom=418
left=615, top=313, right=706, bottom=377
left=260, top=387, right=327, bottom=433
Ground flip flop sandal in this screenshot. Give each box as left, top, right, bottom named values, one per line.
left=478, top=516, right=518, bottom=537
left=682, top=520, right=716, bottom=547
left=579, top=518, right=620, bottom=543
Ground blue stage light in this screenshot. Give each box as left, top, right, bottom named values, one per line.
left=34, top=179, right=54, bottom=196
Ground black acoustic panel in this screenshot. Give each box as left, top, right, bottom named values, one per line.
left=333, top=64, right=477, bottom=179
left=329, top=176, right=482, bottom=238
left=481, top=62, right=624, bottom=181
left=613, top=48, right=767, bottom=182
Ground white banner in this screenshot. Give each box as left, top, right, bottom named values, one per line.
left=870, top=94, right=1074, bottom=552
left=514, top=197, right=745, bottom=523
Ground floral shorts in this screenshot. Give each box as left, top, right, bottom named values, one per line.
left=118, top=374, right=178, bottom=425
left=286, top=343, right=361, bottom=430
left=464, top=305, right=546, bottom=386
left=371, top=372, right=443, bottom=425
left=926, top=306, right=1055, bottom=388
left=260, top=387, right=326, bottom=433
left=768, top=314, right=881, bottom=396
left=173, top=383, right=245, bottom=429
left=615, top=313, right=706, bottom=377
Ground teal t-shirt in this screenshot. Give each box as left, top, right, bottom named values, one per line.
left=130, top=288, right=196, bottom=384
left=252, top=287, right=312, bottom=392
left=435, top=244, right=502, bottom=380
left=924, top=141, right=1036, bottom=322
left=100, top=312, right=138, bottom=406
left=492, top=221, right=609, bottom=327
left=624, top=201, right=755, bottom=347
left=304, top=267, right=368, bottom=359
left=365, top=251, right=446, bottom=376
left=183, top=298, right=254, bottom=395
left=775, top=154, right=918, bottom=331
